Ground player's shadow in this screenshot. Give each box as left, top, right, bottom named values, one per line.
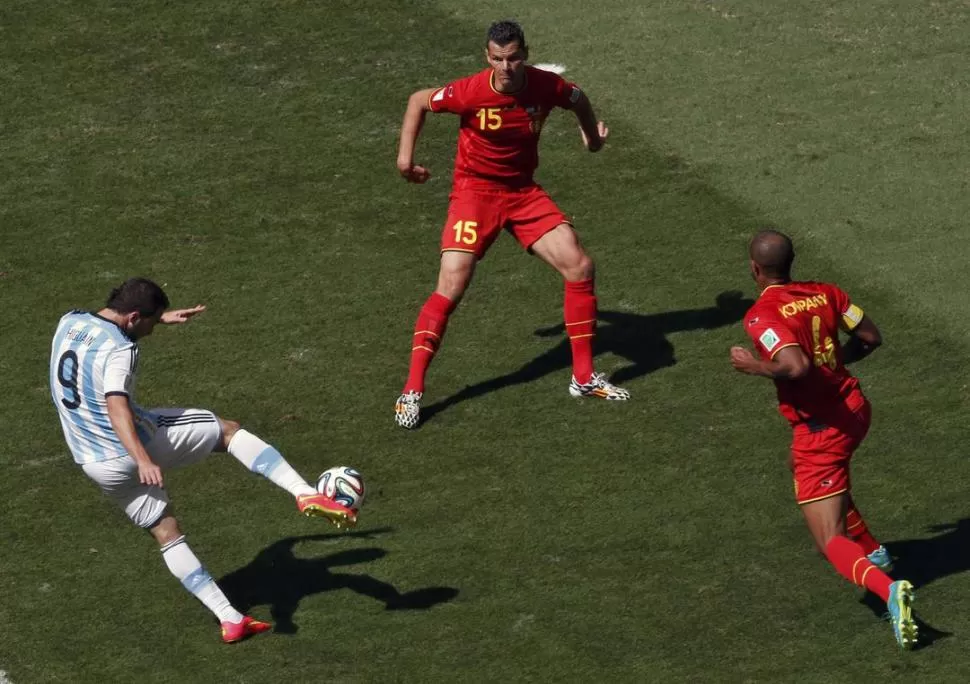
left=886, top=518, right=970, bottom=589
left=857, top=518, right=970, bottom=648
left=218, top=528, right=459, bottom=634
left=420, top=290, right=752, bottom=424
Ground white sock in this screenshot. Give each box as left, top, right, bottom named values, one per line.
left=227, top=429, right=315, bottom=498
left=227, top=429, right=315, bottom=497
left=161, top=536, right=244, bottom=624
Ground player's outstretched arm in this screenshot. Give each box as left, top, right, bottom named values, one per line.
left=161, top=304, right=206, bottom=325
left=106, top=395, right=164, bottom=487
left=730, top=345, right=810, bottom=380
left=571, top=91, right=608, bottom=152
left=842, top=316, right=882, bottom=364
left=397, top=87, right=438, bottom=183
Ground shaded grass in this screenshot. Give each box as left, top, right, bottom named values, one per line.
left=2, top=0, right=970, bottom=681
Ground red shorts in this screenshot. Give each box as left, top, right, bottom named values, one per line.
left=440, top=183, right=569, bottom=259
left=790, top=396, right=871, bottom=505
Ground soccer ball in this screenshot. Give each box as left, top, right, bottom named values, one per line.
left=316, top=466, right=366, bottom=511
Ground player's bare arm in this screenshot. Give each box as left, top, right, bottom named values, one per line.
left=842, top=315, right=882, bottom=364
left=106, top=394, right=164, bottom=487
left=161, top=304, right=206, bottom=325
left=396, top=87, right=438, bottom=183
left=571, top=91, right=608, bottom=152
left=730, top=345, right=810, bottom=380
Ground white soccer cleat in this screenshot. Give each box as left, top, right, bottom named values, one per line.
left=568, top=372, right=630, bottom=400
left=394, top=391, right=422, bottom=429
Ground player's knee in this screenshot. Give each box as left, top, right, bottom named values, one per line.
left=436, top=267, right=473, bottom=301
left=218, top=418, right=241, bottom=451
left=148, top=514, right=182, bottom=547
left=562, top=253, right=595, bottom=282
left=814, top=522, right=845, bottom=552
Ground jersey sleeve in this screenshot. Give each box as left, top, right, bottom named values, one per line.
left=830, top=285, right=865, bottom=332
left=744, top=314, right=800, bottom=360
left=547, top=73, right=583, bottom=109
left=428, top=80, right=466, bottom=114
left=103, top=344, right=137, bottom=397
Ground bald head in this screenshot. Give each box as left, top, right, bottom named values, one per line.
left=749, top=229, right=794, bottom=279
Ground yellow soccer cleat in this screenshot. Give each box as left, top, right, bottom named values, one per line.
left=887, top=580, right=918, bottom=650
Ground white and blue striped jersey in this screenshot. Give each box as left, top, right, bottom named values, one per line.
left=50, top=311, right=154, bottom=464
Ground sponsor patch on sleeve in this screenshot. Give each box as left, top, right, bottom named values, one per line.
left=841, top=303, right=864, bottom=330
left=759, top=328, right=781, bottom=352
left=431, top=88, right=445, bottom=102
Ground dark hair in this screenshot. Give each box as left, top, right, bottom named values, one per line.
left=750, top=229, right=795, bottom=278
left=105, top=278, right=170, bottom=316
left=486, top=20, right=527, bottom=51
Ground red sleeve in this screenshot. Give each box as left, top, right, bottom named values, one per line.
left=827, top=283, right=865, bottom=331
left=546, top=72, right=583, bottom=110
left=428, top=80, right=467, bottom=114
left=744, top=312, right=800, bottom=360
left=827, top=284, right=850, bottom=315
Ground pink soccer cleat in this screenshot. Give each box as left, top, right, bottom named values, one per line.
left=296, top=493, right=357, bottom=529
left=221, top=616, right=272, bottom=644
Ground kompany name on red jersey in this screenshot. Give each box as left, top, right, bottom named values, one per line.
left=777, top=293, right=830, bottom=318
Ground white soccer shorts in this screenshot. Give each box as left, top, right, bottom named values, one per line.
left=81, top=408, right=222, bottom=528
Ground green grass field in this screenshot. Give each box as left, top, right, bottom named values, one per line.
left=3, top=0, right=970, bottom=681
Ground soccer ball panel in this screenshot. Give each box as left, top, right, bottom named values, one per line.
left=316, top=466, right=366, bottom=511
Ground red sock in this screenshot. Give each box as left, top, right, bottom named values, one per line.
left=564, top=279, right=596, bottom=384
left=403, top=292, right=456, bottom=394
left=824, top=535, right=892, bottom=602
left=846, top=501, right=880, bottom=555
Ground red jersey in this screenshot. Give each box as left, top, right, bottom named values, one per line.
left=428, top=66, right=582, bottom=189
left=744, top=282, right=868, bottom=426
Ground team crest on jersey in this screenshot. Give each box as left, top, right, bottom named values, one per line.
left=759, top=328, right=781, bottom=352
left=525, top=105, right=547, bottom=134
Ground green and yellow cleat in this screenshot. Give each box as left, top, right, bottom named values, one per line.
left=887, top=580, right=918, bottom=650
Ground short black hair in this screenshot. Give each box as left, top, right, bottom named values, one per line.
left=486, top=20, right=527, bottom=51
left=105, top=278, right=170, bottom=316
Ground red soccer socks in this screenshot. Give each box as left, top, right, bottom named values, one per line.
left=404, top=292, right=456, bottom=394
left=564, top=278, right=597, bottom=385
left=824, top=535, right=892, bottom=602
left=846, top=500, right=881, bottom=555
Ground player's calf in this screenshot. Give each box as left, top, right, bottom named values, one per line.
left=160, top=534, right=249, bottom=628
left=227, top=428, right=318, bottom=498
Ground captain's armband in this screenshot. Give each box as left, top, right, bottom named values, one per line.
left=840, top=303, right=864, bottom=332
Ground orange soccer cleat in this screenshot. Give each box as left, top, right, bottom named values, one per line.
left=221, top=616, right=272, bottom=644
left=296, top=492, right=358, bottom=529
